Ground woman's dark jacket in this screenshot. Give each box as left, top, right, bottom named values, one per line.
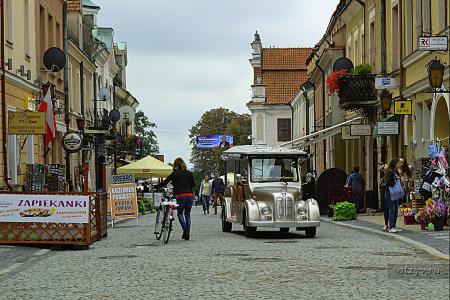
left=386, top=169, right=399, bottom=188
left=159, top=170, right=195, bottom=195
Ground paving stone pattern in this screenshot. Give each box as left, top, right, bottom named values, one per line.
left=0, top=207, right=448, bottom=300
left=341, top=219, right=450, bottom=255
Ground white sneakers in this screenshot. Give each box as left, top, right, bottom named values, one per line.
left=388, top=227, right=403, bottom=233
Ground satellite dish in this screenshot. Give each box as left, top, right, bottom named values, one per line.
left=43, top=47, right=66, bottom=72
left=109, top=109, right=121, bottom=122
left=333, top=57, right=354, bottom=72
left=118, top=106, right=135, bottom=123
left=98, top=87, right=110, bottom=101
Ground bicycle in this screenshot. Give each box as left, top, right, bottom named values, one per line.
left=154, top=189, right=179, bottom=244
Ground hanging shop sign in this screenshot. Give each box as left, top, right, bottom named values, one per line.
left=341, top=125, right=359, bottom=140
left=377, top=121, right=399, bottom=135
left=109, top=182, right=138, bottom=220
left=350, top=124, right=372, bottom=136
left=418, top=36, right=448, bottom=51
left=375, top=77, right=397, bottom=89
left=62, top=132, right=83, bottom=153
left=8, top=111, right=45, bottom=135
left=394, top=100, right=412, bottom=115
left=0, top=194, right=89, bottom=223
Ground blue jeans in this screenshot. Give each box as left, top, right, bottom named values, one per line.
left=177, top=196, right=193, bottom=234
left=385, top=190, right=399, bottom=229
left=201, top=195, right=210, bottom=212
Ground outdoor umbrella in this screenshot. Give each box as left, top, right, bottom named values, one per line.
left=117, top=155, right=173, bottom=178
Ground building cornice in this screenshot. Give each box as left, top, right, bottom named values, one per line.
left=68, top=40, right=96, bottom=72
left=2, top=69, right=41, bottom=93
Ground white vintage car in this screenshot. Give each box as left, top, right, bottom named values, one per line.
left=221, top=145, right=320, bottom=238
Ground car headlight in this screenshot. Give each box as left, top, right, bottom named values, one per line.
left=297, top=201, right=308, bottom=214
left=260, top=206, right=271, bottom=216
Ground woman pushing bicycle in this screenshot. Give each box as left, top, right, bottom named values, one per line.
left=157, top=157, right=195, bottom=241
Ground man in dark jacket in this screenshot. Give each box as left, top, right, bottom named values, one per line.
left=211, top=172, right=225, bottom=215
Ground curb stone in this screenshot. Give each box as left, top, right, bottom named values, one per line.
left=321, top=217, right=450, bottom=261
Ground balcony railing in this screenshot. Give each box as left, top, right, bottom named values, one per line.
left=338, top=74, right=377, bottom=109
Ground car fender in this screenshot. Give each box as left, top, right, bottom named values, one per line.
left=244, top=199, right=259, bottom=223
left=223, top=197, right=232, bottom=220
left=307, top=198, right=320, bottom=222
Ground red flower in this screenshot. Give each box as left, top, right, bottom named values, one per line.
left=326, top=69, right=350, bottom=95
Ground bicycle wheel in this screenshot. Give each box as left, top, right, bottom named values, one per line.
left=163, top=209, right=173, bottom=244
left=154, top=206, right=164, bottom=240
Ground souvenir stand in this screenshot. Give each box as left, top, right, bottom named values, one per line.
left=401, top=139, right=450, bottom=230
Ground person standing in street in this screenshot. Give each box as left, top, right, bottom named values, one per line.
left=157, top=158, right=195, bottom=241
left=346, top=166, right=364, bottom=213
left=384, top=158, right=404, bottom=233
left=211, top=172, right=225, bottom=215
left=199, top=175, right=211, bottom=214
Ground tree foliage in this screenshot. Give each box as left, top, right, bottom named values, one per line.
left=225, top=114, right=251, bottom=146
left=189, top=107, right=251, bottom=175
left=134, top=110, right=159, bottom=159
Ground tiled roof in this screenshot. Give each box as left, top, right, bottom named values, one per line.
left=262, top=48, right=311, bottom=70
left=263, top=70, right=309, bottom=104
left=67, top=0, right=81, bottom=11
left=252, top=47, right=312, bottom=105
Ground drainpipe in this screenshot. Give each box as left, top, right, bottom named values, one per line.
left=316, top=63, right=326, bottom=171
left=80, top=61, right=84, bottom=117
left=63, top=2, right=73, bottom=191
left=0, top=0, right=11, bottom=191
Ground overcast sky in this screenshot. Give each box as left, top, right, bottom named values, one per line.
left=95, top=0, right=339, bottom=165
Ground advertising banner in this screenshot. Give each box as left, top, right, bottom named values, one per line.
left=0, top=194, right=90, bottom=223
left=109, top=183, right=138, bottom=219
left=195, top=135, right=233, bottom=148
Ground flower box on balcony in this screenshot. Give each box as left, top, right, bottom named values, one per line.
left=337, top=74, right=377, bottom=109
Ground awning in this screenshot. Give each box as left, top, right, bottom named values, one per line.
left=279, top=116, right=364, bottom=148
left=116, top=155, right=173, bottom=178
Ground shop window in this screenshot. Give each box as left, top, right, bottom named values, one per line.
left=277, top=118, right=291, bottom=142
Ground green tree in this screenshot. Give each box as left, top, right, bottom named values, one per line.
left=189, top=108, right=250, bottom=175
left=134, top=110, right=159, bottom=159
left=225, top=114, right=251, bottom=146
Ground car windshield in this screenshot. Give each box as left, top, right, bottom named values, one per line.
left=250, top=158, right=298, bottom=182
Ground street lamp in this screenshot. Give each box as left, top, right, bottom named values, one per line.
left=380, top=89, right=392, bottom=113
left=427, top=57, right=445, bottom=90
left=76, top=115, right=85, bottom=131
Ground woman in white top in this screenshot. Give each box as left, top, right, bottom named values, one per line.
left=198, top=175, right=212, bottom=214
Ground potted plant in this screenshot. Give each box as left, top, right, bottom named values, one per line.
left=415, top=207, right=432, bottom=230
left=326, top=69, right=351, bottom=95
left=326, top=63, right=377, bottom=109
left=401, top=208, right=416, bottom=225
left=431, top=199, right=447, bottom=231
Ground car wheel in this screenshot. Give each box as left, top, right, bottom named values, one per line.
left=243, top=211, right=256, bottom=238
left=280, top=228, right=289, bottom=233
left=221, top=207, right=232, bottom=232
left=305, top=227, right=316, bottom=238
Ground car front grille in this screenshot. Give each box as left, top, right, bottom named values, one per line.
left=276, top=194, right=293, bottom=220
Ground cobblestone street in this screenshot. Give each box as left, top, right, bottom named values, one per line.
left=0, top=207, right=448, bottom=300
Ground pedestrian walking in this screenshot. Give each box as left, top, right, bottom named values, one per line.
left=398, top=157, right=412, bottom=205
left=157, top=157, right=195, bottom=241
left=346, top=166, right=364, bottom=213
left=199, top=175, right=211, bottom=214
left=211, top=172, right=225, bottom=215
left=384, top=158, right=405, bottom=233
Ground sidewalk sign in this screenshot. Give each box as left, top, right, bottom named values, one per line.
left=109, top=174, right=138, bottom=228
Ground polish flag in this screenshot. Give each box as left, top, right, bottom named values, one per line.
left=38, top=89, right=56, bottom=145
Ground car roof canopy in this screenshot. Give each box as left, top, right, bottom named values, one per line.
left=222, top=144, right=307, bottom=159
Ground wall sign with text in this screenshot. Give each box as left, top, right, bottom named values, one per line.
left=394, top=100, right=412, bottom=115
left=377, top=121, right=399, bottom=135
